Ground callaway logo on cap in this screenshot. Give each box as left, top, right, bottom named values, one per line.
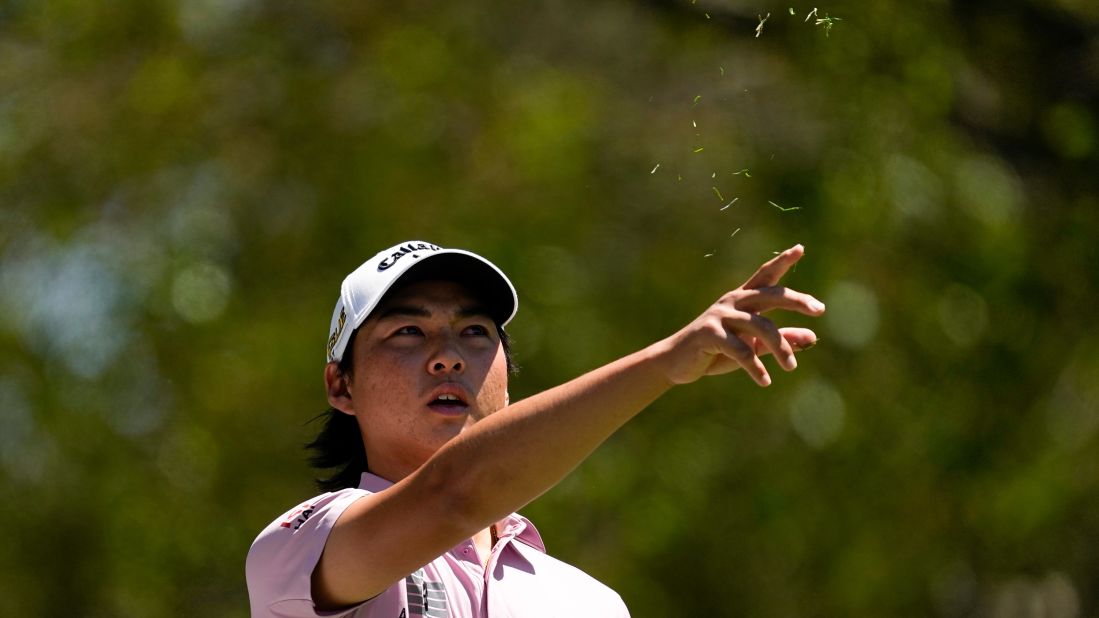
left=326, top=240, right=518, bottom=363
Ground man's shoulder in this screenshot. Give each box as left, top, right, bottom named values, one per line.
left=246, top=486, right=373, bottom=576
left=251, top=486, right=370, bottom=547
left=246, top=486, right=373, bottom=612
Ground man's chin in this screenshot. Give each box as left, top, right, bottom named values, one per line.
left=462, top=402, right=507, bottom=426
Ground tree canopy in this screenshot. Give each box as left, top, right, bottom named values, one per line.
left=1, top=0, right=1097, bottom=616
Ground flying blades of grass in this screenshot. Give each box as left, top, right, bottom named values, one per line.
left=769, top=200, right=801, bottom=212
left=756, top=13, right=770, bottom=37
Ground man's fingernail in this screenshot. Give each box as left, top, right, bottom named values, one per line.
left=811, top=300, right=825, bottom=312
left=787, top=355, right=798, bottom=370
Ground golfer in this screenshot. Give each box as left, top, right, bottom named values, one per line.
left=247, top=240, right=824, bottom=617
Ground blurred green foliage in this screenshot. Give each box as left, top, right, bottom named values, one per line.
left=2, top=0, right=1098, bottom=616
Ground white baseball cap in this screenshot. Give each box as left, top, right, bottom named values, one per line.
left=326, top=240, right=518, bottom=363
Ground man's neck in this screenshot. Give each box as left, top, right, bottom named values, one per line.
left=471, top=526, right=496, bottom=567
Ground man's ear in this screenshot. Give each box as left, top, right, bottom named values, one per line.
left=324, top=362, right=355, bottom=415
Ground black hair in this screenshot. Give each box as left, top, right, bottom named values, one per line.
left=306, top=325, right=517, bottom=492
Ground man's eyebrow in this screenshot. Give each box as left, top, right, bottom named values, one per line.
left=374, top=305, right=431, bottom=320
left=373, top=305, right=493, bottom=320
left=457, top=305, right=493, bottom=319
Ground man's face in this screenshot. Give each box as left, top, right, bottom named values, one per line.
left=341, top=279, right=509, bottom=479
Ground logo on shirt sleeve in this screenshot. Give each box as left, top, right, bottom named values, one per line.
left=279, top=502, right=316, bottom=530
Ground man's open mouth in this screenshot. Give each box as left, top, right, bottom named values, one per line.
left=427, top=391, right=469, bottom=413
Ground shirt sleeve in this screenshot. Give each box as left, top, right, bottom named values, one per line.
left=246, top=489, right=369, bottom=618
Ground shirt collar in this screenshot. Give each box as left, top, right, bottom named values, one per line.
left=358, top=471, right=393, bottom=493
left=356, top=471, right=547, bottom=554
left=499, top=513, right=546, bottom=553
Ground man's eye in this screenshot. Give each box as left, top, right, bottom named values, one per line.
left=395, top=326, right=422, bottom=336
left=464, top=325, right=490, bottom=336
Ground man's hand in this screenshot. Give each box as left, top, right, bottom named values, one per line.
left=656, top=244, right=825, bottom=387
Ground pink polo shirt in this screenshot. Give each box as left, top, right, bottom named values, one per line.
left=247, top=472, right=630, bottom=617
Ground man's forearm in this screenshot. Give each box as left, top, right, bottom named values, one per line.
left=409, top=245, right=823, bottom=534
left=411, top=340, right=677, bottom=532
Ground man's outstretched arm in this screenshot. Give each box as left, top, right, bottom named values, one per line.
left=313, top=244, right=825, bottom=608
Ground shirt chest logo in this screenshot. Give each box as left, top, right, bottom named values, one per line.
left=405, top=568, right=450, bottom=617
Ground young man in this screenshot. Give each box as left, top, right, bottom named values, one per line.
left=247, top=240, right=825, bottom=617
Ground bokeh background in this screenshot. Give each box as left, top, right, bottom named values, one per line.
left=2, top=0, right=1098, bottom=616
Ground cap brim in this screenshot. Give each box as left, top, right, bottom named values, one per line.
left=394, top=252, right=517, bottom=326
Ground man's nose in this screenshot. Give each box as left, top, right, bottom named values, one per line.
left=427, top=340, right=464, bottom=374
